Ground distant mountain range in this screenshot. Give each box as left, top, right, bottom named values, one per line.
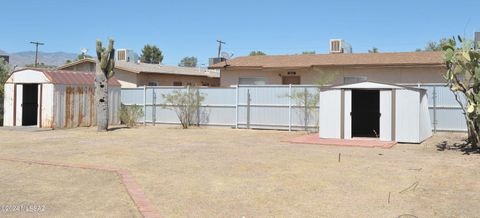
left=0, top=49, right=77, bottom=67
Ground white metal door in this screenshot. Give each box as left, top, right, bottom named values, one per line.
left=344, top=90, right=352, bottom=139
left=15, top=84, right=23, bottom=126
left=380, top=90, right=392, bottom=141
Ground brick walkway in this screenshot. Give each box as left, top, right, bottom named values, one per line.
left=0, top=156, right=162, bottom=218
left=285, top=134, right=396, bottom=148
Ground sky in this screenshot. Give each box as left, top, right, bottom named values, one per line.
left=0, top=0, right=479, bottom=66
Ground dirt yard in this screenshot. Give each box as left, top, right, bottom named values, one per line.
left=0, top=126, right=478, bottom=217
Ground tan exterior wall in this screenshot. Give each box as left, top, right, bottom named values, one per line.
left=63, top=63, right=138, bottom=88
left=61, top=62, right=219, bottom=87
left=62, top=62, right=96, bottom=72
left=219, top=65, right=447, bottom=86
left=114, top=69, right=138, bottom=88
left=137, top=73, right=220, bottom=86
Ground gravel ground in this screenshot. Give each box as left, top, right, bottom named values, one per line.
left=0, top=126, right=478, bottom=217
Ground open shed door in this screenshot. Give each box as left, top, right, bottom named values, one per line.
left=380, top=90, right=393, bottom=141
left=15, top=84, right=23, bottom=126
left=319, top=90, right=342, bottom=138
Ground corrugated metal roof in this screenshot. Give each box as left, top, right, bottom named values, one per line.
left=18, top=68, right=121, bottom=86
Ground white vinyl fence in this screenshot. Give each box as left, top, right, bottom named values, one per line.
left=121, top=84, right=468, bottom=132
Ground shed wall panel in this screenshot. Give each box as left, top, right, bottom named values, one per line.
left=396, top=89, right=420, bottom=143
left=419, top=91, right=432, bottom=141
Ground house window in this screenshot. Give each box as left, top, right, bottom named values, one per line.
left=238, top=77, right=267, bottom=85
left=148, top=82, right=158, bottom=86
left=282, top=76, right=301, bottom=85
left=344, top=76, right=367, bottom=84
left=173, top=81, right=183, bottom=86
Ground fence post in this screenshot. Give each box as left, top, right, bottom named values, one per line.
left=288, top=84, right=292, bottom=131
left=152, top=88, right=156, bottom=126
left=196, top=88, right=200, bottom=126
left=433, top=86, right=437, bottom=133
left=143, top=86, right=147, bottom=126
left=247, top=89, right=251, bottom=129
left=304, top=88, right=308, bottom=131
left=235, top=85, right=239, bottom=128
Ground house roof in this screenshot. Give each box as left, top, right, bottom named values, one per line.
left=209, top=51, right=444, bottom=69
left=58, top=58, right=220, bottom=78
left=8, top=68, right=121, bottom=86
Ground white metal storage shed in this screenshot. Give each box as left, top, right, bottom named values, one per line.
left=319, top=81, right=432, bottom=143
left=3, top=69, right=121, bottom=129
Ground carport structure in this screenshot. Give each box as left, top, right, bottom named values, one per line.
left=319, top=81, right=432, bottom=143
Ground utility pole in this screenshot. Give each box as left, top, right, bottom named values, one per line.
left=30, top=41, right=44, bottom=67
left=216, top=40, right=225, bottom=58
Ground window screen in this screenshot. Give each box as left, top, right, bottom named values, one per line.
left=344, top=76, right=367, bottom=84
left=238, top=77, right=267, bottom=85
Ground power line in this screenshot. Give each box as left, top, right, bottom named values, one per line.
left=30, top=41, right=44, bottom=67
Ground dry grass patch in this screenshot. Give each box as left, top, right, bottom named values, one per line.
left=0, top=126, right=479, bottom=217
left=0, top=160, right=140, bottom=218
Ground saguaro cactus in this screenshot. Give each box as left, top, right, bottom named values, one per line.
left=95, top=39, right=115, bottom=131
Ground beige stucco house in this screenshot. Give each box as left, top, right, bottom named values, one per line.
left=59, top=59, right=220, bottom=88
left=209, top=51, right=446, bottom=86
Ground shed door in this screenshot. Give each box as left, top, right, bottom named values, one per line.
left=21, top=84, right=39, bottom=126
left=351, top=90, right=380, bottom=138
left=15, top=84, right=23, bottom=125
left=380, top=90, right=392, bottom=141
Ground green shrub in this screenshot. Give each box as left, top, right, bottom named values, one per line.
left=120, top=104, right=144, bottom=127
left=162, top=86, right=205, bottom=129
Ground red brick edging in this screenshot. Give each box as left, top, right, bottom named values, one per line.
left=0, top=156, right=161, bottom=218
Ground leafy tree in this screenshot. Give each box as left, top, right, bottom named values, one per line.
left=77, top=53, right=93, bottom=60
left=162, top=86, right=205, bottom=129
left=443, top=36, right=480, bottom=148
left=302, top=51, right=316, bottom=54
left=249, top=51, right=267, bottom=56
left=65, top=60, right=72, bottom=64
left=0, top=58, right=10, bottom=125
left=178, top=56, right=198, bottom=67
left=140, top=44, right=163, bottom=64
left=418, top=38, right=451, bottom=52
left=368, top=47, right=379, bottom=53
